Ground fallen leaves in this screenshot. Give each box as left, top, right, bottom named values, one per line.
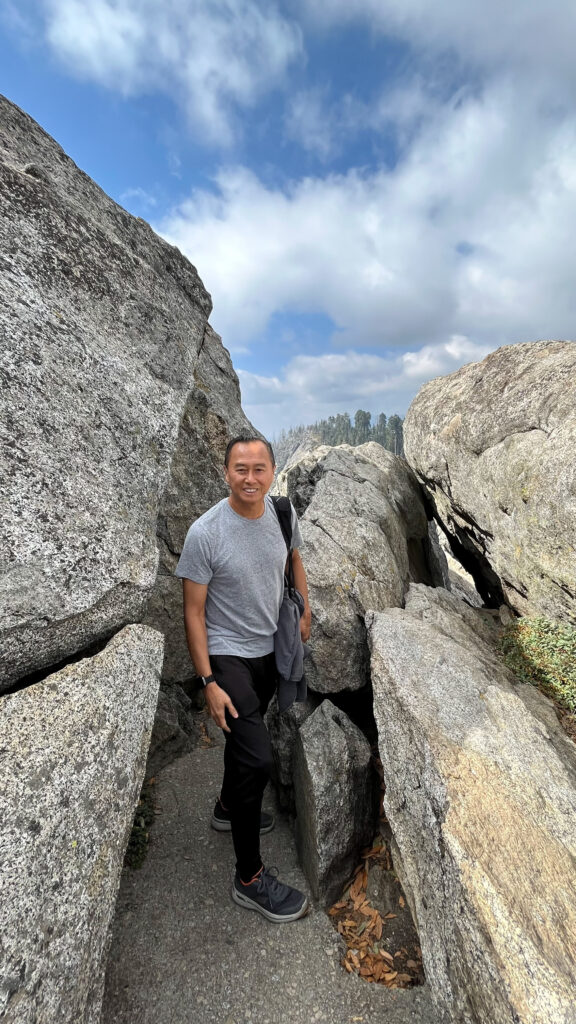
left=328, top=838, right=423, bottom=989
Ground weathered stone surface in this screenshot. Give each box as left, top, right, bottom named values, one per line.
left=404, top=340, right=576, bottom=622
left=145, top=682, right=200, bottom=778
left=143, top=323, right=255, bottom=686
left=274, top=442, right=447, bottom=693
left=368, top=584, right=576, bottom=1024
left=0, top=624, right=163, bottom=1024
left=293, top=700, right=376, bottom=906
left=0, top=95, right=213, bottom=689
left=266, top=693, right=319, bottom=813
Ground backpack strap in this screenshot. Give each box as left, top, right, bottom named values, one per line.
left=271, top=496, right=295, bottom=592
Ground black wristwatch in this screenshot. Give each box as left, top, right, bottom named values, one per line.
left=201, top=673, right=216, bottom=687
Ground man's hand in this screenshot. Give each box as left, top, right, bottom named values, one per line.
left=204, top=681, right=239, bottom=733
left=300, top=607, right=311, bottom=643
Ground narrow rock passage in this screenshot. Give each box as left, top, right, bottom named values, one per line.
left=102, top=720, right=441, bottom=1024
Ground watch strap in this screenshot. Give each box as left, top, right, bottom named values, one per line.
left=201, top=673, right=216, bottom=687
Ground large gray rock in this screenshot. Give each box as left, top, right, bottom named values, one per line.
left=0, top=97, right=258, bottom=698
left=293, top=700, right=376, bottom=906
left=0, top=624, right=163, bottom=1024
left=0, top=95, right=209, bottom=689
left=368, top=584, right=576, bottom=1024
left=404, top=341, right=576, bottom=623
left=274, top=442, right=446, bottom=693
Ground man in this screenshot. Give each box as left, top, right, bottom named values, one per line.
left=175, top=435, right=311, bottom=923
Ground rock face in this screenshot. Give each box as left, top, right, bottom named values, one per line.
left=265, top=694, right=319, bottom=813
left=404, top=341, right=576, bottom=623
left=293, top=700, right=375, bottom=906
left=0, top=96, right=253, bottom=692
left=368, top=584, right=576, bottom=1024
left=274, top=442, right=446, bottom=693
left=0, top=625, right=163, bottom=1024
left=143, top=323, right=254, bottom=688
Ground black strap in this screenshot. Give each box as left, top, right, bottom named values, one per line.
left=271, top=496, right=295, bottom=592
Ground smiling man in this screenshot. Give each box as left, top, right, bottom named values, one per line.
left=175, top=435, right=311, bottom=922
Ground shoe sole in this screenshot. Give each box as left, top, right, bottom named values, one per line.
left=211, top=816, right=275, bottom=835
left=231, top=885, right=310, bottom=922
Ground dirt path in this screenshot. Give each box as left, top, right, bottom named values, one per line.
left=101, top=723, right=442, bottom=1024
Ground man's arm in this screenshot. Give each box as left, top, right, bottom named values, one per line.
left=182, top=578, right=238, bottom=732
left=290, top=548, right=311, bottom=642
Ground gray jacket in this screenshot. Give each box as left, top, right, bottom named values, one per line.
left=274, top=584, right=308, bottom=713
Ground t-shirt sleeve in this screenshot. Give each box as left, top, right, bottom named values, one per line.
left=290, top=502, right=303, bottom=550
left=174, top=523, right=213, bottom=583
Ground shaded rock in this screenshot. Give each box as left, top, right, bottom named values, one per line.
left=143, top=324, right=255, bottom=686
left=0, top=96, right=209, bottom=690
left=145, top=682, right=200, bottom=778
left=293, top=700, right=376, bottom=906
left=0, top=624, right=163, bottom=1024
left=266, top=693, right=319, bottom=813
left=368, top=584, right=576, bottom=1024
left=404, top=340, right=576, bottom=623
left=274, top=442, right=447, bottom=693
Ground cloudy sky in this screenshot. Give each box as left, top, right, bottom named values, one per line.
left=2, top=1, right=576, bottom=436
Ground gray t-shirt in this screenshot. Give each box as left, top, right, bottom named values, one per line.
left=175, top=495, right=302, bottom=657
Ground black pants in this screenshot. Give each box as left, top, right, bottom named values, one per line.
left=210, top=652, right=277, bottom=881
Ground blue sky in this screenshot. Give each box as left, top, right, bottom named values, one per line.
left=2, top=1, right=576, bottom=437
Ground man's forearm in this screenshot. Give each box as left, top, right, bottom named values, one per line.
left=183, top=608, right=212, bottom=678
left=292, top=551, right=311, bottom=621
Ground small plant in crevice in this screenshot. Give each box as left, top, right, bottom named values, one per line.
left=124, top=777, right=157, bottom=870
left=499, top=616, right=576, bottom=716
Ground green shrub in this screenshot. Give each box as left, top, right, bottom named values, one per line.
left=499, top=616, right=576, bottom=714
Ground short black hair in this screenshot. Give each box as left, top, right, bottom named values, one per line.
left=224, top=435, right=276, bottom=468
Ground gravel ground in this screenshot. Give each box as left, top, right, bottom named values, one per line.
left=101, top=723, right=443, bottom=1024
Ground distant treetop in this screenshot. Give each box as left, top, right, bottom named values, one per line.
left=273, top=409, right=404, bottom=470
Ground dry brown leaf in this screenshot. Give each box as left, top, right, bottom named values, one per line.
left=396, top=973, right=413, bottom=985
left=363, top=845, right=383, bottom=858
left=343, top=959, right=353, bottom=973
left=359, top=904, right=373, bottom=917
left=342, top=919, right=357, bottom=928
left=406, top=959, right=419, bottom=970
left=384, top=912, right=397, bottom=919
left=349, top=874, right=364, bottom=900
left=398, top=895, right=405, bottom=908
left=380, top=949, right=395, bottom=964
left=373, top=916, right=383, bottom=940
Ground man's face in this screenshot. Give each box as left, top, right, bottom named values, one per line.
left=224, top=441, right=276, bottom=511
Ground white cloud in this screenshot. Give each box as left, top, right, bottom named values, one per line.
left=284, top=87, right=338, bottom=160
left=239, top=337, right=493, bottom=436
left=159, top=76, right=576, bottom=350
left=119, top=185, right=157, bottom=209
left=300, top=0, right=576, bottom=90
left=28, top=0, right=303, bottom=145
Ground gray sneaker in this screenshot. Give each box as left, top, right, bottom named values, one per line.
left=211, top=799, right=275, bottom=834
left=232, top=867, right=309, bottom=922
